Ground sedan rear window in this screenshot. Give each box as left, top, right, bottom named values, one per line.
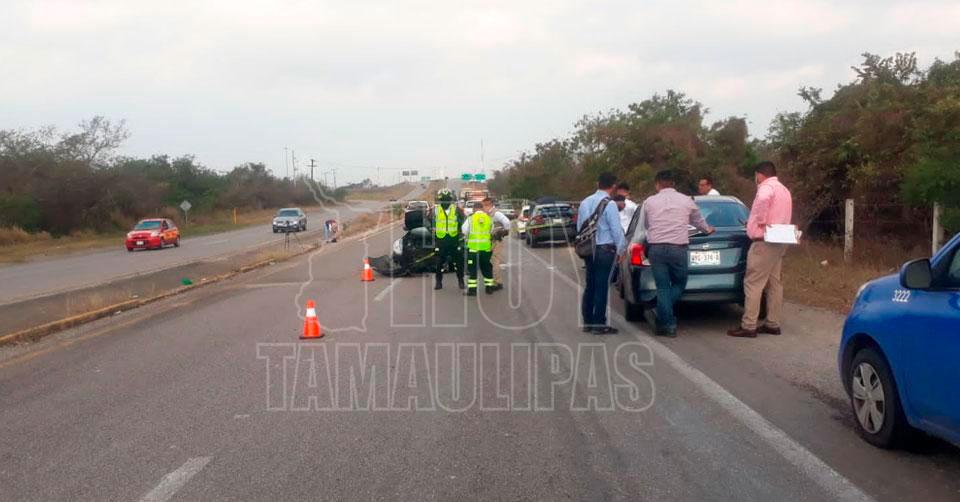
left=697, top=202, right=748, bottom=227
left=134, top=221, right=162, bottom=230
left=278, top=209, right=300, bottom=217
left=537, top=206, right=573, bottom=218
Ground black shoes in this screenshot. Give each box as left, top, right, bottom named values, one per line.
left=464, top=289, right=477, bottom=296
left=757, top=325, right=782, bottom=335
left=434, top=280, right=443, bottom=290
left=458, top=278, right=465, bottom=290
left=591, top=326, right=619, bottom=335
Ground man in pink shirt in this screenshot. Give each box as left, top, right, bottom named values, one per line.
left=729, top=161, right=793, bottom=338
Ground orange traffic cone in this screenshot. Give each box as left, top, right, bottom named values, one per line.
left=300, top=300, right=323, bottom=339
left=361, top=258, right=375, bottom=282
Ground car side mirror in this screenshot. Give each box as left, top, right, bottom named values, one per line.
left=900, top=258, right=932, bottom=289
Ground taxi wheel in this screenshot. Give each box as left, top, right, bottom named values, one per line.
left=848, top=347, right=912, bottom=449
left=158, top=238, right=165, bottom=249
left=174, top=237, right=180, bottom=247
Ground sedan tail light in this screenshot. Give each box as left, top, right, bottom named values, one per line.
left=629, top=242, right=648, bottom=266
left=534, top=216, right=544, bottom=225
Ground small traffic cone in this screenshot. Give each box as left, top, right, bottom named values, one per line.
left=361, top=258, right=375, bottom=282
left=299, top=300, right=323, bottom=339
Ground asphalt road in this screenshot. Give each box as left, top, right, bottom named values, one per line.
left=2, top=219, right=959, bottom=501
left=0, top=185, right=428, bottom=306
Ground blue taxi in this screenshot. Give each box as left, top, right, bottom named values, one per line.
left=839, top=232, right=960, bottom=448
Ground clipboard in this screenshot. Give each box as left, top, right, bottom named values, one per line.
left=764, top=224, right=801, bottom=244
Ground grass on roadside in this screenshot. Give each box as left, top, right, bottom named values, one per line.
left=783, top=239, right=926, bottom=313
left=345, top=182, right=416, bottom=202
left=342, top=210, right=401, bottom=237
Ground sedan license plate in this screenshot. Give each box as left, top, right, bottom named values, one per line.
left=552, top=218, right=564, bottom=225
left=690, top=250, right=720, bottom=266
left=136, top=240, right=144, bottom=246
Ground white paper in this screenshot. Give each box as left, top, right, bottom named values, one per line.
left=764, top=224, right=800, bottom=244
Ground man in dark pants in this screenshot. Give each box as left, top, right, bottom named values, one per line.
left=641, top=170, right=714, bottom=337
left=430, top=188, right=465, bottom=290
left=460, top=198, right=498, bottom=296
left=577, top=172, right=626, bottom=334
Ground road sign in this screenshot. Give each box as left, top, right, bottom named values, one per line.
left=402, top=170, right=410, bottom=177
left=461, top=173, right=473, bottom=181
left=180, top=200, right=192, bottom=226
left=411, top=170, right=418, bottom=176
left=474, top=173, right=486, bottom=181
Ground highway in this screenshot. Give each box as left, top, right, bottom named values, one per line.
left=2, top=203, right=959, bottom=501
left=0, top=194, right=415, bottom=306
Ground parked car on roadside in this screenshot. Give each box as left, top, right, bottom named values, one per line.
left=525, top=203, right=576, bottom=247
left=406, top=200, right=429, bottom=211
left=838, top=232, right=960, bottom=449
left=516, top=204, right=532, bottom=238
left=617, top=195, right=751, bottom=320
left=126, top=218, right=180, bottom=251
left=496, top=201, right=517, bottom=219
left=273, top=208, right=307, bottom=233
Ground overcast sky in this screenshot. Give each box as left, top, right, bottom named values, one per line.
left=2, top=0, right=958, bottom=183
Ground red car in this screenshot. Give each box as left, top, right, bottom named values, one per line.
left=126, top=218, right=180, bottom=251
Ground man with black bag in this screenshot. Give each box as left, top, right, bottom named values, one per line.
left=575, top=172, right=625, bottom=334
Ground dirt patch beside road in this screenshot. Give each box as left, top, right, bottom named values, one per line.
left=783, top=239, right=924, bottom=313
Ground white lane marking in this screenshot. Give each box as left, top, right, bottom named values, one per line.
left=374, top=278, right=401, bottom=302
left=139, top=456, right=212, bottom=502
left=522, top=246, right=874, bottom=502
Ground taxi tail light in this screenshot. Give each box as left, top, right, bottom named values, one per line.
left=629, top=242, right=648, bottom=267
left=534, top=216, right=544, bottom=225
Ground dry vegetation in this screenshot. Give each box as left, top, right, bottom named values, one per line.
left=783, top=239, right=926, bottom=313
left=346, top=182, right=417, bottom=202
left=343, top=210, right=401, bottom=237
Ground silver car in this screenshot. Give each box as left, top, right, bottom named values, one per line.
left=272, top=208, right=307, bottom=233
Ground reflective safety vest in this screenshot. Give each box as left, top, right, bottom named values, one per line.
left=435, top=205, right=459, bottom=238
left=467, top=212, right=492, bottom=252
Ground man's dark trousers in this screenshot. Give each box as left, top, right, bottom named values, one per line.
left=581, top=244, right=616, bottom=327
left=647, top=243, right=689, bottom=332
left=434, top=236, right=463, bottom=286
left=466, top=251, right=494, bottom=292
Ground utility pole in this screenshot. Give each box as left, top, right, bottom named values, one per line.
left=309, top=158, right=317, bottom=182
left=291, top=150, right=298, bottom=187
left=283, top=147, right=289, bottom=180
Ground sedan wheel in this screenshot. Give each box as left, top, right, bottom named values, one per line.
left=848, top=346, right=912, bottom=448
left=852, top=362, right=885, bottom=434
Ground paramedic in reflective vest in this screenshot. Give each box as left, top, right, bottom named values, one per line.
left=461, top=198, right=499, bottom=296
left=431, top=188, right=465, bottom=290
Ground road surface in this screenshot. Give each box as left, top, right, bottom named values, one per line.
left=0, top=185, right=426, bottom=306
left=2, top=216, right=958, bottom=501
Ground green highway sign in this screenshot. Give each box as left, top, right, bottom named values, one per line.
left=461, top=173, right=473, bottom=181
left=474, top=173, right=486, bottom=181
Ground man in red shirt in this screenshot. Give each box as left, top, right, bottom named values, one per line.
left=729, top=161, right=793, bottom=338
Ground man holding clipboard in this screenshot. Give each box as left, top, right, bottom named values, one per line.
left=728, top=161, right=794, bottom=338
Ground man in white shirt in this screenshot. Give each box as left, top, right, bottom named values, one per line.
left=698, top=176, right=720, bottom=196
left=461, top=198, right=511, bottom=294
left=616, top=182, right=638, bottom=234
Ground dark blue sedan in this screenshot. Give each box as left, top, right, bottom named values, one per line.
left=839, top=232, right=960, bottom=448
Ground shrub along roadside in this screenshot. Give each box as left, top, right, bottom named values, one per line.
left=0, top=117, right=346, bottom=237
